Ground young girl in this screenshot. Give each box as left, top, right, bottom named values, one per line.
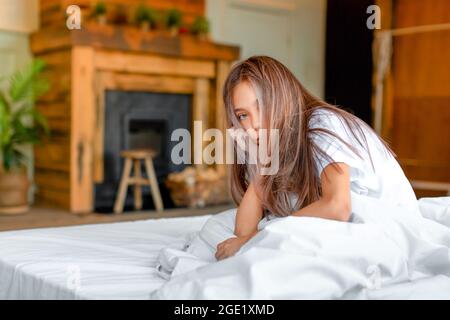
left=215, top=56, right=419, bottom=261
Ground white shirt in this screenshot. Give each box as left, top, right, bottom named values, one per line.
left=290, top=108, right=419, bottom=216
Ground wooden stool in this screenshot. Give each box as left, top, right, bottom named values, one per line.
left=114, top=149, right=164, bottom=213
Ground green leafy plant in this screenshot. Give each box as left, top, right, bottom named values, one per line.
left=92, top=1, right=107, bottom=17
left=191, top=16, right=210, bottom=35
left=134, top=5, right=157, bottom=29
left=164, top=9, right=182, bottom=29
left=0, top=60, right=50, bottom=172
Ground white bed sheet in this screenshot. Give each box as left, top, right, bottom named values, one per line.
left=0, top=215, right=211, bottom=300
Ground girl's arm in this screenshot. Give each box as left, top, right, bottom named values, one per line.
left=215, top=182, right=263, bottom=260
left=291, top=162, right=351, bottom=221
left=234, top=182, right=263, bottom=239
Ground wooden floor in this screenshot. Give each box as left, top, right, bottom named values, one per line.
left=0, top=204, right=234, bottom=232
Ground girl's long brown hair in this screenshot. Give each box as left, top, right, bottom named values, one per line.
left=223, top=56, right=393, bottom=217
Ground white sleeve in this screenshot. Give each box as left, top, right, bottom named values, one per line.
left=309, top=111, right=367, bottom=178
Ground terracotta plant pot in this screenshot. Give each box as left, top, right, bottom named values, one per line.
left=97, top=14, right=107, bottom=25
left=140, top=21, right=150, bottom=32
left=0, top=171, right=30, bottom=215
left=169, top=26, right=179, bottom=37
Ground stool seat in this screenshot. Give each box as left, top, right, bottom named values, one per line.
left=120, top=149, right=158, bottom=159
left=113, top=149, right=164, bottom=214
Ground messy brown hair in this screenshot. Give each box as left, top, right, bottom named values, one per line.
left=223, top=55, right=393, bottom=217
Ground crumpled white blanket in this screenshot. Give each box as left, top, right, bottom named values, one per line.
left=152, top=193, right=450, bottom=299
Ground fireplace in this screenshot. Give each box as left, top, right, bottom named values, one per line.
left=94, top=90, right=191, bottom=212
left=31, top=20, right=239, bottom=212
left=128, top=119, right=165, bottom=153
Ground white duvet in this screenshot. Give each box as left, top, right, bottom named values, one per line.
left=151, top=193, right=450, bottom=299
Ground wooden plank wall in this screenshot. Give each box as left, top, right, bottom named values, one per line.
left=34, top=49, right=72, bottom=208
left=388, top=0, right=450, bottom=196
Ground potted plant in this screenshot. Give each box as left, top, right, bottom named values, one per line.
left=92, top=1, right=107, bottom=25
left=0, top=60, right=50, bottom=215
left=164, top=9, right=182, bottom=36
left=134, top=5, right=157, bottom=32
left=191, top=16, right=210, bottom=41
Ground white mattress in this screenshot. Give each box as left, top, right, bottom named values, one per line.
left=0, top=215, right=211, bottom=300
left=2, top=197, right=450, bottom=300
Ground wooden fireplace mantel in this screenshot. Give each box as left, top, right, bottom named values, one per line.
left=31, top=24, right=240, bottom=213
left=31, top=23, right=240, bottom=61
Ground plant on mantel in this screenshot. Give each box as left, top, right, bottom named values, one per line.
left=134, top=4, right=157, bottom=32
left=164, top=8, right=183, bottom=36
left=91, top=1, right=107, bottom=25
left=87, top=3, right=212, bottom=41
left=0, top=60, right=50, bottom=215
left=191, top=16, right=210, bottom=40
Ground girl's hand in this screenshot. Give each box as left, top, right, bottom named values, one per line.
left=215, top=235, right=251, bottom=261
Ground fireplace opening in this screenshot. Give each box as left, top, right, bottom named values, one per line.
left=94, top=90, right=191, bottom=213
left=128, top=119, right=166, bottom=155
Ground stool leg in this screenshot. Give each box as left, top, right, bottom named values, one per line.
left=114, top=158, right=133, bottom=214
left=133, top=159, right=143, bottom=210
left=144, top=157, right=164, bottom=212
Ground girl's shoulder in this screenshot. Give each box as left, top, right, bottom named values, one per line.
left=308, top=106, right=392, bottom=163
left=309, top=106, right=334, bottom=119
left=308, top=107, right=352, bottom=137
left=307, top=106, right=381, bottom=158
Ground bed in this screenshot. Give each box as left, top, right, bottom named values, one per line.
left=1, top=195, right=450, bottom=300
left=0, top=215, right=211, bottom=299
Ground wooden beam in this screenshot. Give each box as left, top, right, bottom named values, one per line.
left=70, top=24, right=240, bottom=61
left=373, top=0, right=394, bottom=140
left=31, top=24, right=240, bottom=60
left=92, top=71, right=106, bottom=184
left=71, top=46, right=95, bottom=213
left=94, top=50, right=216, bottom=78
left=30, top=28, right=71, bottom=54
left=193, top=78, right=210, bottom=167
left=100, top=72, right=195, bottom=94
left=214, top=60, right=231, bottom=176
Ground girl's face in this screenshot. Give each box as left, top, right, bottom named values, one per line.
left=232, top=81, right=261, bottom=144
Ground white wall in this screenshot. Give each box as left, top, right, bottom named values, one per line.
left=207, top=0, right=327, bottom=98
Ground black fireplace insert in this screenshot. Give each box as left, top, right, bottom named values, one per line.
left=94, top=90, right=192, bottom=212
